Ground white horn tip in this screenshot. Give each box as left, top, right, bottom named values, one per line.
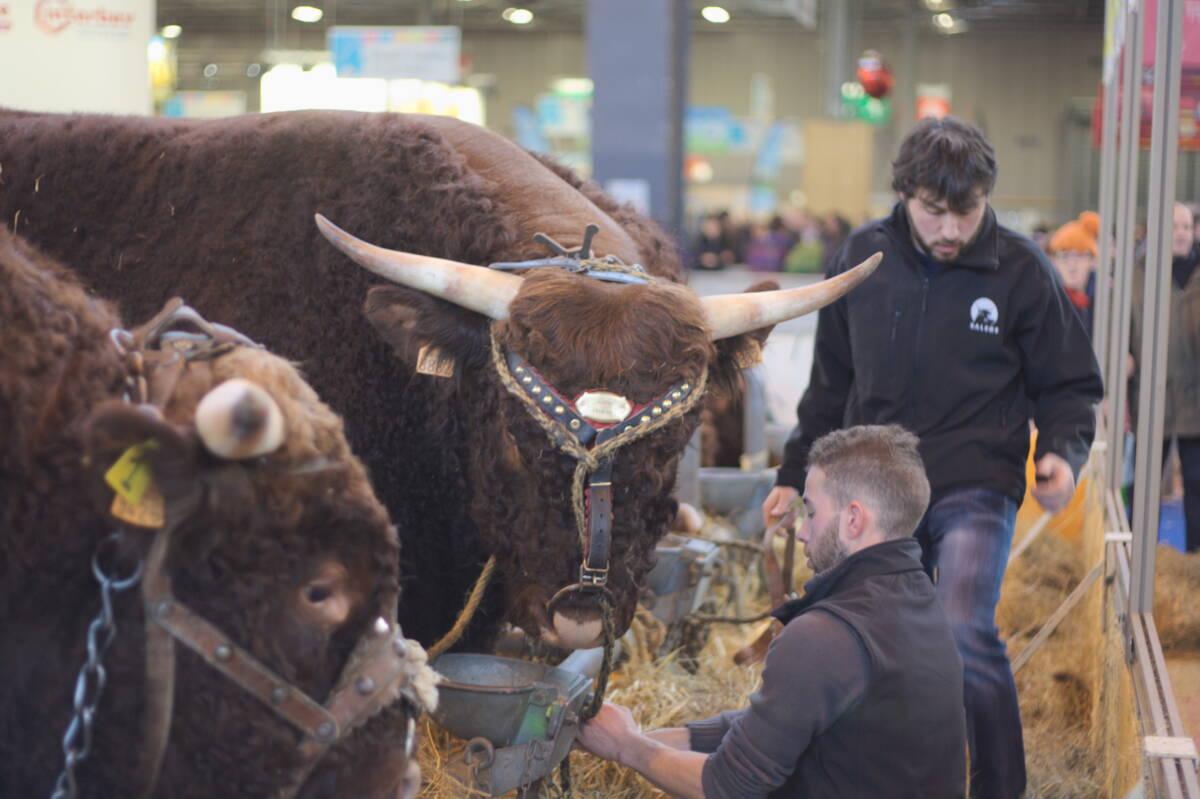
left=195, top=378, right=286, bottom=460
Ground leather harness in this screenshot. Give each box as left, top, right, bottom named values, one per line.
left=106, top=299, right=424, bottom=799
left=486, top=237, right=708, bottom=619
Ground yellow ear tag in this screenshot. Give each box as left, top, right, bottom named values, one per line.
left=105, top=442, right=165, bottom=528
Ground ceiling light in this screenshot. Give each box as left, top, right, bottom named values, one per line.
left=701, top=5, right=731, bottom=23
left=933, top=12, right=955, bottom=29
left=291, top=5, right=323, bottom=23
left=160, top=24, right=182, bottom=39
left=923, top=0, right=949, bottom=9
left=502, top=7, right=533, bottom=24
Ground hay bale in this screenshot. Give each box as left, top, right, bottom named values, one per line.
left=1000, top=532, right=1104, bottom=797
left=1154, top=545, right=1200, bottom=655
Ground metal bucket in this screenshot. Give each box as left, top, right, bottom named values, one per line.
left=644, top=534, right=721, bottom=626
left=431, top=653, right=594, bottom=796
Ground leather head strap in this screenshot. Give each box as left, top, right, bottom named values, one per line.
left=112, top=299, right=424, bottom=799
left=493, top=336, right=703, bottom=608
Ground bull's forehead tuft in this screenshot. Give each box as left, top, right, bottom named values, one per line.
left=501, top=270, right=712, bottom=400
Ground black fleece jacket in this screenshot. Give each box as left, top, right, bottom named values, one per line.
left=778, top=203, right=1103, bottom=502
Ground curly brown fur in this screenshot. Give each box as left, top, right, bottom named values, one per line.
left=530, top=152, right=685, bottom=281
left=0, top=109, right=775, bottom=650
left=0, top=229, right=414, bottom=798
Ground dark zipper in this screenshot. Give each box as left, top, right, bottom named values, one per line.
left=909, top=277, right=930, bottom=414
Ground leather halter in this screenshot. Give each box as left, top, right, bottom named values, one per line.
left=108, top=299, right=422, bottom=799
left=483, top=228, right=707, bottom=622
left=497, top=345, right=699, bottom=612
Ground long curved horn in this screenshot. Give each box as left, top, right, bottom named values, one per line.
left=315, top=214, right=522, bottom=321
left=195, top=379, right=286, bottom=460
left=702, top=252, right=883, bottom=340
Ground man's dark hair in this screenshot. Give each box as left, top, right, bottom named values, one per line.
left=807, top=425, right=931, bottom=539
left=892, top=116, right=997, bottom=214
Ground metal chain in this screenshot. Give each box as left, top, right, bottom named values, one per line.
left=50, top=532, right=144, bottom=799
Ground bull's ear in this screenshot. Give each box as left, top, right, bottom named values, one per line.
left=82, top=401, right=198, bottom=529
left=709, top=279, right=779, bottom=396
left=362, top=285, right=492, bottom=375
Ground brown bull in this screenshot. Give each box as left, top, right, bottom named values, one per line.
left=0, top=109, right=877, bottom=650
left=0, top=228, right=436, bottom=798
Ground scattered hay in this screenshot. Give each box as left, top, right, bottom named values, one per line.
left=417, top=509, right=1161, bottom=798
left=1153, top=545, right=1200, bottom=655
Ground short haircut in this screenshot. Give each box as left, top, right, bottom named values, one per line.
left=892, top=116, right=997, bottom=214
left=807, top=425, right=931, bottom=540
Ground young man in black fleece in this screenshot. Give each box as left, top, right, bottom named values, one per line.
left=762, top=117, right=1104, bottom=798
left=578, top=425, right=967, bottom=799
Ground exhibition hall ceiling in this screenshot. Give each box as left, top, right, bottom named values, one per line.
left=155, top=0, right=1104, bottom=88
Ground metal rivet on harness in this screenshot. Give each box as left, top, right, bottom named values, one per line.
left=355, top=677, right=376, bottom=696
left=569, top=419, right=581, bottom=430
left=315, top=721, right=337, bottom=743
left=672, top=391, right=682, bottom=400
left=532, top=386, right=542, bottom=395
left=542, top=395, right=553, bottom=405
left=663, top=400, right=673, bottom=408
left=652, top=407, right=662, bottom=416
left=393, top=637, right=408, bottom=657
left=521, top=376, right=533, bottom=385
left=214, top=644, right=232, bottom=661
left=271, top=686, right=289, bottom=705
left=154, top=599, right=172, bottom=619
left=373, top=617, right=390, bottom=636
left=555, top=405, right=565, bottom=414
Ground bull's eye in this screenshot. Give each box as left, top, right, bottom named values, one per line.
left=306, top=584, right=333, bottom=603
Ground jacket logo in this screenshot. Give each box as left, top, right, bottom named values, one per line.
left=969, top=298, right=1000, bottom=335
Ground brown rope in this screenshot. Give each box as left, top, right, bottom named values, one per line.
left=688, top=608, right=774, bottom=625
left=580, top=598, right=617, bottom=722
left=428, top=556, right=498, bottom=659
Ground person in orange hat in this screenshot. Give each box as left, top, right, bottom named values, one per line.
left=1047, top=212, right=1100, bottom=337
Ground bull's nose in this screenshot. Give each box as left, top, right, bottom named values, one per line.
left=550, top=608, right=605, bottom=649
left=397, top=761, right=421, bottom=799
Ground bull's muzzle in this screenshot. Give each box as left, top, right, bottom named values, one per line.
left=544, top=584, right=611, bottom=650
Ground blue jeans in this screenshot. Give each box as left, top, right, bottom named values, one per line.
left=915, top=487, right=1025, bottom=799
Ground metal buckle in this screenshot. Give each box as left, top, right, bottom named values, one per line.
left=579, top=564, right=609, bottom=588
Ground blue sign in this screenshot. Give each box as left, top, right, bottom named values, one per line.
left=328, top=26, right=460, bottom=83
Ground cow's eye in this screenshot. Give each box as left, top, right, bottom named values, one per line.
left=306, top=584, right=333, bottom=604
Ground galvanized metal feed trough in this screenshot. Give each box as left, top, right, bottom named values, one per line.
left=431, top=652, right=596, bottom=796
left=644, top=534, right=721, bottom=626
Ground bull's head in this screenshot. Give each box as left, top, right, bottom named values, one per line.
left=315, top=214, right=879, bottom=649
left=81, top=345, right=432, bottom=798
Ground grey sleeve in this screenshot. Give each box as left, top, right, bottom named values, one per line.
left=686, top=710, right=744, bottom=754
left=700, top=611, right=871, bottom=799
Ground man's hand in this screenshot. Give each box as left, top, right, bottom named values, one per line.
left=1032, top=453, right=1075, bottom=513
left=577, top=704, right=709, bottom=799
left=577, top=702, right=642, bottom=766
left=762, top=485, right=800, bottom=529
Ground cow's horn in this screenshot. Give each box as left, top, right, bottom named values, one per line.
left=314, top=214, right=522, bottom=321
left=701, top=252, right=883, bottom=341
left=195, top=378, right=286, bottom=460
